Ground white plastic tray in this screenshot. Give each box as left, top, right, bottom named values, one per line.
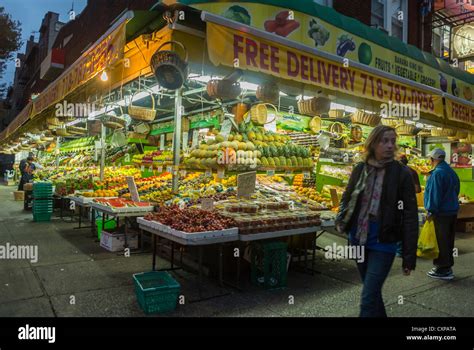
left=137, top=217, right=238, bottom=240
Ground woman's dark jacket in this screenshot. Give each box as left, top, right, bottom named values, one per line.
left=335, top=160, right=418, bottom=270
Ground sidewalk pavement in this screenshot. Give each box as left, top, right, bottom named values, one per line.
left=0, top=185, right=473, bottom=317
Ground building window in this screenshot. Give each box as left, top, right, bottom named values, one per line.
left=371, top=0, right=385, bottom=29
left=372, top=0, right=408, bottom=42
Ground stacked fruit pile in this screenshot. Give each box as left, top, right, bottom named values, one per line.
left=78, top=190, right=119, bottom=197
left=294, top=187, right=332, bottom=209
left=319, top=164, right=351, bottom=180
left=93, top=198, right=153, bottom=209
left=153, top=151, right=173, bottom=166
left=184, top=123, right=313, bottom=171
left=144, top=206, right=237, bottom=233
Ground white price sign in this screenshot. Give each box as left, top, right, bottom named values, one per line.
left=267, top=169, right=275, bottom=177
left=182, top=132, right=189, bottom=151
left=220, top=119, right=232, bottom=140
left=192, top=129, right=199, bottom=148
left=157, top=166, right=163, bottom=173
left=160, top=134, right=165, bottom=150
left=217, top=168, right=225, bottom=179
left=205, top=170, right=212, bottom=177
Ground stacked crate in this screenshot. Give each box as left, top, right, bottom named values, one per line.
left=32, top=182, right=53, bottom=222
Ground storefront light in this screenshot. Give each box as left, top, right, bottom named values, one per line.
left=100, top=71, right=109, bottom=82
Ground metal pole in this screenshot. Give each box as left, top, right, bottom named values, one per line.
left=172, top=88, right=182, bottom=193
left=100, top=123, right=106, bottom=181
left=55, top=137, right=60, bottom=167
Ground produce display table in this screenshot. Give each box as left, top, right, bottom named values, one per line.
left=138, top=217, right=238, bottom=301
left=90, top=203, right=154, bottom=250
left=69, top=196, right=94, bottom=231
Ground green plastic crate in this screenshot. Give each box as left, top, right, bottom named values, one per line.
left=96, top=219, right=117, bottom=240
left=133, top=271, right=180, bottom=314
left=33, top=213, right=52, bottom=222
left=251, top=241, right=288, bottom=289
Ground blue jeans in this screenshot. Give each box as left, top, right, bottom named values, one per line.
left=356, top=249, right=395, bottom=317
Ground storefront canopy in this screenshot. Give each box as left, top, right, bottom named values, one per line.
left=176, top=0, right=474, bottom=91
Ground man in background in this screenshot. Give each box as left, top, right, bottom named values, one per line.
left=18, top=155, right=36, bottom=191
left=399, top=154, right=421, bottom=194
left=424, top=148, right=460, bottom=280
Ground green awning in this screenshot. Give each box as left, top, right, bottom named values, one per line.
left=171, top=0, right=474, bottom=85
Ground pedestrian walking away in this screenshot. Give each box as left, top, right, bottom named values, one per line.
left=424, top=148, right=460, bottom=281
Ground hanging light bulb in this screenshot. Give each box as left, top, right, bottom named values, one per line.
left=100, top=70, right=108, bottom=82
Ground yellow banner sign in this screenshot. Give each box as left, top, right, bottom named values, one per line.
left=207, top=23, right=444, bottom=117
left=31, top=22, right=126, bottom=117
left=197, top=2, right=472, bottom=102
left=446, top=98, right=474, bottom=127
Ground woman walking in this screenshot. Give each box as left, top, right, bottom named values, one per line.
left=335, top=125, right=418, bottom=317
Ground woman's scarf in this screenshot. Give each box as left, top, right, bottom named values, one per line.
left=341, top=158, right=393, bottom=244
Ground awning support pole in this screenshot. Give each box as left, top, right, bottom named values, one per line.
left=172, top=88, right=183, bottom=193
left=100, top=123, right=106, bottom=181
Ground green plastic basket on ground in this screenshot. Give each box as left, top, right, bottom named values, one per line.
left=133, top=271, right=181, bottom=314
left=33, top=213, right=52, bottom=222
left=251, top=241, right=288, bottom=289
left=96, top=219, right=117, bottom=240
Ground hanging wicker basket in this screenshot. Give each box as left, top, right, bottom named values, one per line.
left=381, top=118, right=400, bottom=128
left=103, top=105, right=126, bottom=129
left=309, top=116, right=322, bottom=134
left=256, top=81, right=279, bottom=104
left=460, top=134, right=474, bottom=143
left=329, top=121, right=344, bottom=136
left=396, top=124, right=418, bottom=136
left=431, top=128, right=456, bottom=137
left=328, top=110, right=344, bottom=119
left=207, top=79, right=241, bottom=100
left=247, top=103, right=278, bottom=126
left=66, top=126, right=88, bottom=135
left=128, top=90, right=156, bottom=121
left=351, top=110, right=381, bottom=127
left=150, top=41, right=188, bottom=90
left=297, top=96, right=331, bottom=116
left=350, top=125, right=363, bottom=142
left=54, top=128, right=71, bottom=137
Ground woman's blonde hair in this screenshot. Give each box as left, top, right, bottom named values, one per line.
left=364, top=125, right=398, bottom=161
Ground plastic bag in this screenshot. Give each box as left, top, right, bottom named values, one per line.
left=416, top=220, right=439, bottom=259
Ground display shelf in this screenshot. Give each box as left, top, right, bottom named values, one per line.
left=239, top=225, right=321, bottom=241
left=137, top=217, right=239, bottom=241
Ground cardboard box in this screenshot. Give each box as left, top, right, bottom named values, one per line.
left=23, top=183, right=33, bottom=191
left=458, top=204, right=474, bottom=220
left=100, top=231, right=138, bottom=252
left=456, top=220, right=474, bottom=233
